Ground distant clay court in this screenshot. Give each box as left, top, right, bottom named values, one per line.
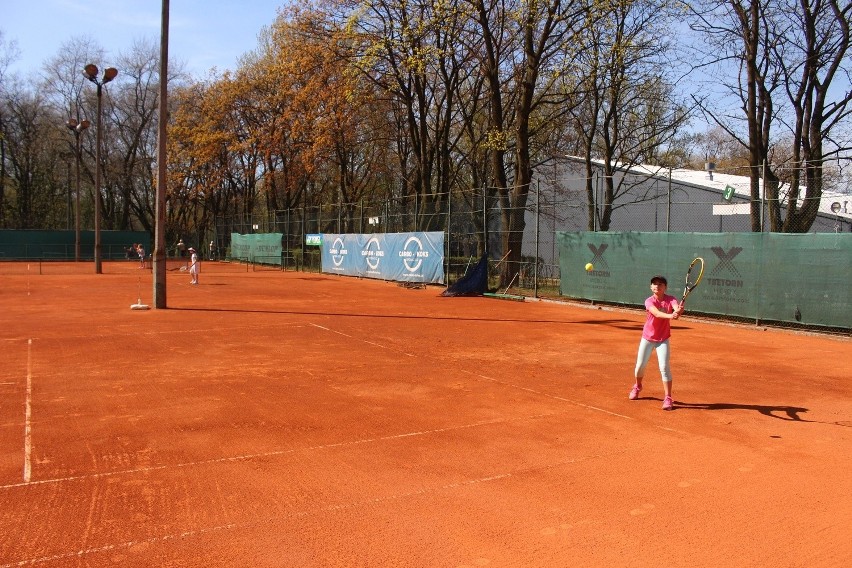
left=1, top=261, right=850, bottom=567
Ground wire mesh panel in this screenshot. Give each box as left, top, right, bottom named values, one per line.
left=212, top=162, right=850, bottom=330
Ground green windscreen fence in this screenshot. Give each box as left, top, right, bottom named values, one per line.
left=230, top=233, right=283, bottom=263
left=0, top=230, right=149, bottom=260
left=557, top=232, right=851, bottom=329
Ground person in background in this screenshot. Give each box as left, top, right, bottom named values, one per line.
left=209, top=240, right=215, bottom=261
left=188, top=247, right=199, bottom=285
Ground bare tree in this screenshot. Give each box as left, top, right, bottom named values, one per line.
left=690, top=0, right=852, bottom=232
left=109, top=38, right=175, bottom=233
left=571, top=0, right=690, bottom=231
left=774, top=0, right=852, bottom=232
left=690, top=1, right=782, bottom=231
left=468, top=0, right=591, bottom=283
left=0, top=30, right=22, bottom=226
left=343, top=0, right=470, bottom=232
left=1, top=85, right=69, bottom=228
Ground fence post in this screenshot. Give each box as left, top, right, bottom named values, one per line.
left=446, top=189, right=452, bottom=286
left=482, top=186, right=488, bottom=255
left=593, top=172, right=598, bottom=232
left=285, top=208, right=290, bottom=270
left=667, top=168, right=672, bottom=232
left=761, top=160, right=766, bottom=232
left=534, top=179, right=540, bottom=298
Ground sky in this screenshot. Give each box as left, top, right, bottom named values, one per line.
left=2, top=0, right=287, bottom=79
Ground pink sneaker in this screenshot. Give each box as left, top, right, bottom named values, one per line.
left=628, top=384, right=641, bottom=400
left=662, top=396, right=674, bottom=411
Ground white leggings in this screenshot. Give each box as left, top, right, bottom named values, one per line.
left=634, top=338, right=672, bottom=383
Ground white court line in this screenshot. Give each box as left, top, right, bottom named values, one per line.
left=308, top=323, right=692, bottom=434
left=465, top=369, right=693, bottom=437
left=463, top=370, right=690, bottom=435
left=0, top=449, right=621, bottom=568
left=310, top=323, right=415, bottom=356
left=310, top=322, right=631, bottom=419
left=16, top=323, right=308, bottom=346
left=309, top=323, right=347, bottom=335
left=460, top=369, right=633, bottom=420
left=0, top=411, right=561, bottom=490
left=24, top=339, right=33, bottom=483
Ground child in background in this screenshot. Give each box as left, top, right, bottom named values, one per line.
left=628, top=275, right=684, bottom=410
left=188, top=247, right=199, bottom=285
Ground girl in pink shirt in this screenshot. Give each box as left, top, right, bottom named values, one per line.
left=628, top=275, right=684, bottom=410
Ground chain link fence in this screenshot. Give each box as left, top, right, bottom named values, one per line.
left=215, top=167, right=852, bottom=308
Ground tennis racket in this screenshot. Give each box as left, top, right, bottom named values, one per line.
left=681, top=257, right=705, bottom=305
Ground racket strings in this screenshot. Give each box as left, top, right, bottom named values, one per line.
left=682, top=258, right=705, bottom=303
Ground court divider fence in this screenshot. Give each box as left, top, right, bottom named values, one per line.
left=4, top=162, right=849, bottom=330
left=213, top=178, right=851, bottom=332
left=0, top=230, right=150, bottom=261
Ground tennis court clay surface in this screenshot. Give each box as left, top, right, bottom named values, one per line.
left=1, top=261, right=850, bottom=567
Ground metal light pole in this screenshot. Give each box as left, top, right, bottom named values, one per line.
left=65, top=159, right=71, bottom=230
left=82, top=64, right=118, bottom=274
left=154, top=0, right=170, bottom=308
left=66, top=119, right=90, bottom=261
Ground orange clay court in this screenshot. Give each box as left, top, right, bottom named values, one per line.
left=1, top=261, right=850, bottom=567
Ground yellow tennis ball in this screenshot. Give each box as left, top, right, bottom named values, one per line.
left=585, top=263, right=594, bottom=272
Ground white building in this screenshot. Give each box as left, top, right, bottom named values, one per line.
left=520, top=157, right=852, bottom=267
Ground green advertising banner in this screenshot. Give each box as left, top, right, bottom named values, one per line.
left=230, top=233, right=283, bottom=263
left=557, top=232, right=851, bottom=329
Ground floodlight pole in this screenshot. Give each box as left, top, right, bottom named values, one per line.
left=82, top=64, right=118, bottom=274
left=154, top=0, right=170, bottom=308
left=94, top=88, right=103, bottom=274
left=66, top=119, right=90, bottom=261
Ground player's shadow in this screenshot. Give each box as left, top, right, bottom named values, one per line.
left=675, top=401, right=809, bottom=421
left=170, top=307, right=637, bottom=327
